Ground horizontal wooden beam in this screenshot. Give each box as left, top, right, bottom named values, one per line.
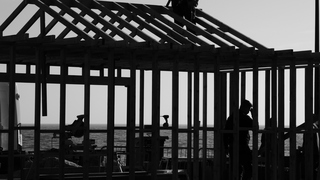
left=0, top=73, right=130, bottom=86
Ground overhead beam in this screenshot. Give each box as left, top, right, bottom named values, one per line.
left=0, top=1, right=28, bottom=35
left=32, top=0, right=94, bottom=41
left=0, top=73, right=131, bottom=86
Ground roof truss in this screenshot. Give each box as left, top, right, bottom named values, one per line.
left=0, top=0, right=267, bottom=49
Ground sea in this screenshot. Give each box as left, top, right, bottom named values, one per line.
left=21, top=124, right=304, bottom=157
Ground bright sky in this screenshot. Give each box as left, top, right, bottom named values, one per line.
left=0, top=0, right=317, bottom=126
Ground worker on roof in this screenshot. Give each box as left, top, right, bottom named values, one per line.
left=168, top=0, right=198, bottom=32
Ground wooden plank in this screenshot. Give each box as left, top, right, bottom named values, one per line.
left=264, top=70, right=271, bottom=180
left=277, top=67, right=285, bottom=180
left=83, top=50, right=91, bottom=179
left=59, top=48, right=67, bottom=179
left=0, top=73, right=131, bottom=86
left=289, top=56, right=297, bottom=180
left=213, top=56, right=221, bottom=180
left=0, top=1, right=27, bottom=34
left=195, top=9, right=267, bottom=50
left=111, top=2, right=184, bottom=45
left=304, top=59, right=314, bottom=180
left=133, top=4, right=208, bottom=46
left=151, top=52, right=160, bottom=180
left=106, top=51, right=115, bottom=180
left=241, top=71, right=246, bottom=100
left=196, top=18, right=247, bottom=48
left=53, top=0, right=114, bottom=41
left=75, top=1, right=138, bottom=43
left=252, top=56, right=259, bottom=180
left=317, top=62, right=320, bottom=180
left=91, top=1, right=159, bottom=43
left=271, top=57, right=277, bottom=180
left=34, top=47, right=42, bottom=180
left=41, top=48, right=47, bottom=116
left=57, top=11, right=87, bottom=40
left=220, top=73, right=227, bottom=179
left=193, top=58, right=200, bottom=180
left=17, top=9, right=41, bottom=36
left=32, top=0, right=94, bottom=41
left=202, top=71, right=207, bottom=180
left=187, top=71, right=192, bottom=175
left=172, top=55, right=179, bottom=180
left=8, top=45, right=16, bottom=179
left=231, top=57, right=240, bottom=180
left=128, top=52, right=136, bottom=180
left=138, top=69, right=145, bottom=168
left=161, top=7, right=230, bottom=47
left=41, top=10, right=66, bottom=37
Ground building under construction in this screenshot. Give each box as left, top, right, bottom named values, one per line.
left=0, top=0, right=320, bottom=180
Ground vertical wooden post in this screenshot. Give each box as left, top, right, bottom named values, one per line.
left=107, top=51, right=115, bottom=180
left=139, top=69, right=145, bottom=168
left=41, top=52, right=47, bottom=117
left=289, top=56, right=297, bottom=180
left=220, top=73, right=227, bottom=179
left=305, top=59, right=314, bottom=180
left=278, top=67, right=285, bottom=179
left=83, top=50, right=91, bottom=179
left=316, top=0, right=319, bottom=53
left=34, top=47, right=42, bottom=180
left=213, top=56, right=221, bottom=180
left=265, top=70, right=271, bottom=180
left=193, top=58, right=200, bottom=180
left=241, top=71, right=246, bottom=101
left=151, top=52, right=160, bottom=179
left=271, top=56, right=278, bottom=180
left=172, top=55, right=179, bottom=180
left=231, top=56, right=240, bottom=180
left=8, top=45, right=16, bottom=179
left=187, top=71, right=192, bottom=175
left=252, top=55, right=259, bottom=180
left=202, top=71, right=207, bottom=180
left=59, top=48, right=67, bottom=179
left=128, top=52, right=136, bottom=180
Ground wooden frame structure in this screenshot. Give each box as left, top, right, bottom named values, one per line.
left=1, top=0, right=320, bottom=180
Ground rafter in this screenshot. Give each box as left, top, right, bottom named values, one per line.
left=32, top=0, right=94, bottom=41
left=93, top=0, right=158, bottom=43
left=1, top=0, right=268, bottom=49
left=53, top=0, right=115, bottom=41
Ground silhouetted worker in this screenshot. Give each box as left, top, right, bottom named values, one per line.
left=66, top=114, right=85, bottom=138
left=224, top=100, right=257, bottom=180
left=162, top=115, right=169, bottom=127
left=169, top=0, right=198, bottom=32
left=299, top=115, right=319, bottom=180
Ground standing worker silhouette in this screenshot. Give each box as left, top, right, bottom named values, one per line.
left=167, top=0, right=198, bottom=33
left=224, top=100, right=257, bottom=180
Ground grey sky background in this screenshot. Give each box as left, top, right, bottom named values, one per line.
left=0, top=0, right=316, bottom=126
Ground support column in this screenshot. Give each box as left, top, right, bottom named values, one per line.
left=34, top=47, right=42, bottom=180
left=289, top=57, right=297, bottom=180
left=252, top=56, right=259, bottom=180
left=83, top=50, right=91, bottom=179
left=128, top=52, right=136, bottom=180
left=172, top=55, right=179, bottom=180
left=59, top=48, right=67, bottom=179
left=213, top=56, right=221, bottom=180
left=107, top=51, right=115, bottom=179
left=151, top=52, right=160, bottom=180
left=187, top=71, right=192, bottom=175
left=193, top=58, right=200, bottom=180
left=8, top=45, right=16, bottom=180
left=202, top=71, right=207, bottom=180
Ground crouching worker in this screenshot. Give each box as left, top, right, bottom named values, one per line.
left=168, top=0, right=199, bottom=33
left=66, top=114, right=85, bottom=138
